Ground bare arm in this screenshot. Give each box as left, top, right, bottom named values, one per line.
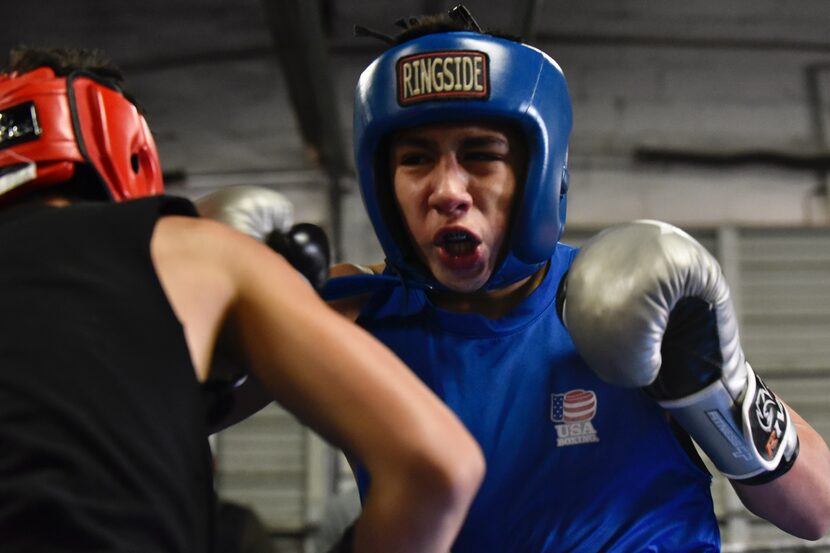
left=732, top=404, right=830, bottom=540
left=206, top=263, right=389, bottom=433
left=152, top=216, right=484, bottom=553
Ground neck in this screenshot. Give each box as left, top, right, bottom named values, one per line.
left=429, top=264, right=549, bottom=319
left=6, top=192, right=72, bottom=208
left=43, top=195, right=71, bottom=207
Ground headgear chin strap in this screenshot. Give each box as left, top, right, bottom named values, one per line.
left=0, top=66, right=163, bottom=202
left=353, top=30, right=572, bottom=291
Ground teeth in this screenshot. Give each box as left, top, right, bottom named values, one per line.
left=437, top=230, right=478, bottom=256
left=442, top=231, right=471, bottom=244
left=445, top=242, right=474, bottom=255
left=441, top=232, right=477, bottom=256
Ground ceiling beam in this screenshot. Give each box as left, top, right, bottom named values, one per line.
left=516, top=0, right=544, bottom=42
left=260, top=0, right=350, bottom=257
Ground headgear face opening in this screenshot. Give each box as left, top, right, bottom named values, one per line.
left=0, top=66, right=163, bottom=202
left=354, top=31, right=572, bottom=290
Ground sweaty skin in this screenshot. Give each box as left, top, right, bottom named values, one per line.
left=391, top=123, right=518, bottom=294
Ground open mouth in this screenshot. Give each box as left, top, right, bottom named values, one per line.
left=435, top=229, right=481, bottom=257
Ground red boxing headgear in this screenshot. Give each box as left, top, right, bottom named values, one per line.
left=0, top=66, right=163, bottom=201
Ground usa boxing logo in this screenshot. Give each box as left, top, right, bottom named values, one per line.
left=551, top=389, right=600, bottom=447
left=396, top=50, right=489, bottom=106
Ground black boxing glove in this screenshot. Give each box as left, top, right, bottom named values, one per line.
left=266, top=223, right=330, bottom=292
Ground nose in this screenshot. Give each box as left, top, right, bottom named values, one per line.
left=428, top=155, right=472, bottom=216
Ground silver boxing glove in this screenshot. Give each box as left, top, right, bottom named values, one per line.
left=196, top=184, right=330, bottom=291
left=196, top=184, right=294, bottom=240
left=559, top=220, right=798, bottom=482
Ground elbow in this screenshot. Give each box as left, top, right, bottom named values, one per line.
left=450, top=432, right=486, bottom=502
left=395, top=432, right=485, bottom=514
left=449, top=438, right=486, bottom=503
left=415, top=436, right=485, bottom=509
left=361, top=404, right=485, bottom=521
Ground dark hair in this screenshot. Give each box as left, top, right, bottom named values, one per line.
left=5, top=45, right=144, bottom=113
left=355, top=5, right=522, bottom=48
left=7, top=46, right=126, bottom=88
left=394, top=13, right=520, bottom=45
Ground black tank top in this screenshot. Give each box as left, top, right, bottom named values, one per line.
left=0, top=196, right=214, bottom=552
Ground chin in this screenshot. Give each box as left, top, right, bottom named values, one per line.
left=435, top=272, right=489, bottom=294
left=445, top=282, right=483, bottom=294
left=428, top=257, right=493, bottom=293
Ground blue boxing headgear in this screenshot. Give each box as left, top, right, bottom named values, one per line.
left=354, top=30, right=572, bottom=290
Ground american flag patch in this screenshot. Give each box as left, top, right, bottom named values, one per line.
left=551, top=389, right=597, bottom=423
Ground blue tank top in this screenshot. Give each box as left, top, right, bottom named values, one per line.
left=345, top=243, right=720, bottom=552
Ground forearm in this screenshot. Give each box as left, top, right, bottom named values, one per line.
left=268, top=304, right=483, bottom=552
left=733, top=406, right=830, bottom=540
left=228, top=242, right=484, bottom=550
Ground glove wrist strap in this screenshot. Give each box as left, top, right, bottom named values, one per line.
left=659, top=363, right=798, bottom=481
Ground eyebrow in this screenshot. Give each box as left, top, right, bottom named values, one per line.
left=391, top=135, right=509, bottom=150
left=461, top=136, right=509, bottom=149
left=392, top=136, right=433, bottom=150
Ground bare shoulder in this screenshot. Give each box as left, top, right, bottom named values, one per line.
left=150, top=215, right=254, bottom=381
left=153, top=214, right=239, bottom=252
left=152, top=215, right=276, bottom=272
left=327, top=261, right=385, bottom=321
left=152, top=214, right=320, bottom=304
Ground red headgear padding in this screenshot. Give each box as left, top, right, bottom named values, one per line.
left=0, top=66, right=163, bottom=201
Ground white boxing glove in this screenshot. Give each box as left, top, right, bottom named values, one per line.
left=558, top=220, right=798, bottom=482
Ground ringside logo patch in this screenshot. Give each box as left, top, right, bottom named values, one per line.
left=397, top=50, right=489, bottom=105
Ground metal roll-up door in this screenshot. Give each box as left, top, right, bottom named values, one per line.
left=739, top=228, right=830, bottom=377
left=213, top=403, right=331, bottom=552
left=718, top=227, right=830, bottom=550
left=561, top=225, right=716, bottom=252
left=738, top=227, right=830, bottom=444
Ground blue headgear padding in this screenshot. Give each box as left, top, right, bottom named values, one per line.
left=354, top=31, right=572, bottom=290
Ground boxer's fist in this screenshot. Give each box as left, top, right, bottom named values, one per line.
left=266, top=223, right=330, bottom=292
left=558, top=220, right=798, bottom=482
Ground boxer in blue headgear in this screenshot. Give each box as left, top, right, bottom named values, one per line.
left=323, top=9, right=730, bottom=550
left=203, top=6, right=830, bottom=551
left=352, top=11, right=571, bottom=292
